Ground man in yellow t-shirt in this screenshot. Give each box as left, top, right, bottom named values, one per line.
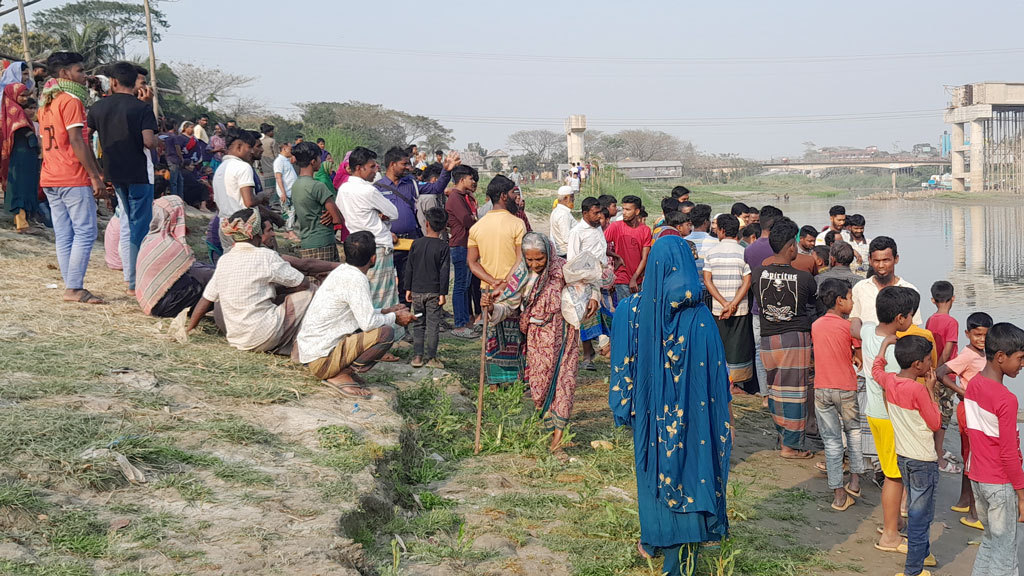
left=469, top=175, right=527, bottom=388
left=468, top=175, right=526, bottom=291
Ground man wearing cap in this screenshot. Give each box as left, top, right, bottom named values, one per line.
left=549, top=185, right=576, bottom=258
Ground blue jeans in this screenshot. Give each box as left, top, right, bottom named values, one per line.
left=114, top=184, right=154, bottom=289
left=815, top=389, right=866, bottom=489
left=44, top=186, right=97, bottom=290
left=972, top=481, right=1023, bottom=576
left=168, top=164, right=183, bottom=198
left=897, top=456, right=938, bottom=576
left=451, top=246, right=470, bottom=328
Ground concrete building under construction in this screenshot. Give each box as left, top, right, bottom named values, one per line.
left=945, top=82, right=1024, bottom=193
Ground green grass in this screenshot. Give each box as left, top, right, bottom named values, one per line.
left=212, top=461, right=274, bottom=486
left=154, top=473, right=213, bottom=504
left=45, top=510, right=109, bottom=558
left=0, top=560, right=93, bottom=576
left=127, top=512, right=182, bottom=548
left=0, top=479, right=46, bottom=513
left=195, top=417, right=278, bottom=446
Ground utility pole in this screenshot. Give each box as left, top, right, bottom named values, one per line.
left=16, top=0, right=31, bottom=64
left=142, top=0, right=159, bottom=117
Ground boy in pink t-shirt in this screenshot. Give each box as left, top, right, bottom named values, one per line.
left=937, top=311, right=993, bottom=529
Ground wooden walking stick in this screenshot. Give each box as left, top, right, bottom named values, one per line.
left=474, top=307, right=489, bottom=454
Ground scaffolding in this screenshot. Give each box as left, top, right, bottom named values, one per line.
left=982, top=108, right=1024, bottom=193
left=944, top=82, right=1024, bottom=193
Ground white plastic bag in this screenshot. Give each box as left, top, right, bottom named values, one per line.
left=561, top=283, right=597, bottom=328
left=562, top=252, right=603, bottom=285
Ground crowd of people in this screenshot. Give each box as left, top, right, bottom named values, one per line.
left=3, top=50, right=1024, bottom=576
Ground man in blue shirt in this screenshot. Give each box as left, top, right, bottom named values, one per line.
left=375, top=146, right=460, bottom=307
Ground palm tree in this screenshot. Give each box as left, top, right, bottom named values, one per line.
left=56, top=21, right=117, bottom=72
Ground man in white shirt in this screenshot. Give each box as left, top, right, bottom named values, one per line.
left=567, top=196, right=614, bottom=368
left=212, top=128, right=259, bottom=250
left=549, top=186, right=576, bottom=258
left=273, top=142, right=297, bottom=206
left=194, top=115, right=209, bottom=144
left=335, top=147, right=403, bottom=343
left=815, top=205, right=851, bottom=245
left=297, top=231, right=414, bottom=396
left=509, top=166, right=522, bottom=188
left=569, top=172, right=580, bottom=194
left=849, top=236, right=922, bottom=325
left=186, top=207, right=314, bottom=356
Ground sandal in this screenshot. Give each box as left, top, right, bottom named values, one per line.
left=64, top=289, right=105, bottom=305
left=874, top=538, right=908, bottom=554
left=844, top=483, right=861, bottom=498
left=379, top=353, right=400, bottom=363
left=950, top=504, right=971, bottom=513
left=321, top=381, right=373, bottom=399
left=580, top=360, right=597, bottom=372
left=960, top=517, right=984, bottom=530
left=831, top=495, right=855, bottom=512
left=780, top=450, right=814, bottom=460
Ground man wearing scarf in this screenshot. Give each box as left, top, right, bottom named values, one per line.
left=39, top=52, right=107, bottom=305
left=186, top=207, right=314, bottom=357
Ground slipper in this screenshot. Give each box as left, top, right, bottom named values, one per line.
left=780, top=450, right=814, bottom=460
left=844, top=483, right=862, bottom=498
left=580, top=360, right=597, bottom=371
left=877, top=526, right=908, bottom=537
left=943, top=450, right=959, bottom=463
left=380, top=353, right=400, bottom=363
left=65, top=289, right=105, bottom=305
left=874, top=538, right=908, bottom=554
left=831, top=495, right=855, bottom=512
left=939, top=460, right=963, bottom=474
left=321, top=381, right=373, bottom=399
left=410, top=357, right=425, bottom=368
left=894, top=543, right=938, bottom=566
left=950, top=504, right=971, bottom=513
left=960, top=517, right=984, bottom=530
left=815, top=462, right=828, bottom=473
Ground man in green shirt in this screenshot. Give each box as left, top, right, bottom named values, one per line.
left=291, top=141, right=343, bottom=261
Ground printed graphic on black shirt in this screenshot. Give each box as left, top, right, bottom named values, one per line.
left=759, top=269, right=799, bottom=323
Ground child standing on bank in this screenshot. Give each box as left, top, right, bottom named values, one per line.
left=403, top=207, right=450, bottom=369
left=873, top=334, right=941, bottom=576
left=937, top=312, right=993, bottom=530
left=924, top=281, right=961, bottom=474
left=852, top=286, right=916, bottom=554
left=812, top=278, right=864, bottom=511
left=964, top=322, right=1024, bottom=576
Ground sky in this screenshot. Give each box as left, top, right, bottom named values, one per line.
left=23, top=0, right=1024, bottom=159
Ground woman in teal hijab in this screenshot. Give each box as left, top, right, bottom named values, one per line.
left=610, top=235, right=732, bottom=574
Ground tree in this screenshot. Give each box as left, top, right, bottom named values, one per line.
left=491, top=158, right=504, bottom=173
left=507, top=129, right=563, bottom=159
left=616, top=129, right=685, bottom=162
left=466, top=142, right=488, bottom=157
left=0, top=24, right=60, bottom=61
left=173, top=62, right=255, bottom=109
left=56, top=21, right=118, bottom=71
left=399, top=114, right=453, bottom=151
left=511, top=152, right=541, bottom=174
left=296, top=101, right=454, bottom=154
left=33, top=0, right=169, bottom=58
left=591, top=134, right=628, bottom=162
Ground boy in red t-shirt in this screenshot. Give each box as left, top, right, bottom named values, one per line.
left=812, top=278, right=864, bottom=511
left=873, top=334, right=942, bottom=576
left=925, top=281, right=959, bottom=473
left=963, top=322, right=1024, bottom=576
left=937, top=311, right=993, bottom=529
left=604, top=195, right=652, bottom=300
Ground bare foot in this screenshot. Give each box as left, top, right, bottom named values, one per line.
left=636, top=541, right=652, bottom=560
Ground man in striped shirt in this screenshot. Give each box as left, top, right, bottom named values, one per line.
left=703, top=214, right=755, bottom=394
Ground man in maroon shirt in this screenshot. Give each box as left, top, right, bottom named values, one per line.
left=445, top=165, right=479, bottom=338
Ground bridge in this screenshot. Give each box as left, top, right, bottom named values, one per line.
left=762, top=159, right=951, bottom=171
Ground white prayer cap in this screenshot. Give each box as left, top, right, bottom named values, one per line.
left=557, top=185, right=574, bottom=197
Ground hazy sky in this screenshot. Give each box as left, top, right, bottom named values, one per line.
left=26, top=0, right=1024, bottom=158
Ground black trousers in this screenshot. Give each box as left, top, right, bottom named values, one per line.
left=410, top=292, right=442, bottom=359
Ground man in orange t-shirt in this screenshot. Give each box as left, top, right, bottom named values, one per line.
left=39, top=52, right=106, bottom=305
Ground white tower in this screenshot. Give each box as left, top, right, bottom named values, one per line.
left=565, top=115, right=586, bottom=164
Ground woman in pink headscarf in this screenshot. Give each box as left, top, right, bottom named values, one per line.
left=331, top=150, right=352, bottom=240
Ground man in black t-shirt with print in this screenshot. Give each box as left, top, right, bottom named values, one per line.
left=752, top=217, right=817, bottom=459
left=86, top=61, right=158, bottom=295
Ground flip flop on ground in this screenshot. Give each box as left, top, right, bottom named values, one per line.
left=844, top=483, right=861, bottom=498
left=780, top=450, right=814, bottom=459
left=939, top=460, right=963, bottom=474
left=874, top=538, right=908, bottom=554
left=64, top=289, right=105, bottom=305
left=960, top=517, right=984, bottom=530
left=831, top=494, right=855, bottom=512
left=321, top=381, right=373, bottom=399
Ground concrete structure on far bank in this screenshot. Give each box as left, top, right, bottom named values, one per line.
left=944, top=82, right=1024, bottom=193
left=565, top=115, right=586, bottom=164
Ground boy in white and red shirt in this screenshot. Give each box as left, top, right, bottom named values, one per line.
left=937, top=311, right=993, bottom=529
left=873, top=334, right=941, bottom=576
left=963, top=322, right=1024, bottom=576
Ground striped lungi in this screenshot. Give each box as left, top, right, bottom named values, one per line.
left=761, top=330, right=811, bottom=450
left=580, top=309, right=602, bottom=342
left=366, top=247, right=398, bottom=310
left=716, top=313, right=755, bottom=392
left=296, top=244, right=340, bottom=262
left=486, top=316, right=526, bottom=386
